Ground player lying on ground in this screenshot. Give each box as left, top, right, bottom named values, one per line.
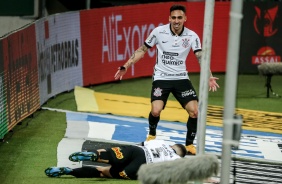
left=45, top=140, right=187, bottom=180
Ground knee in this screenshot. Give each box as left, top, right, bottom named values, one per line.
left=188, top=109, right=198, bottom=118
left=151, top=101, right=164, bottom=117
left=97, top=167, right=112, bottom=178
left=151, top=108, right=162, bottom=117
left=185, top=101, right=198, bottom=118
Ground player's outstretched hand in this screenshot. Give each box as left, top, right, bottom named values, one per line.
left=209, top=77, right=219, bottom=92
left=114, top=66, right=127, bottom=80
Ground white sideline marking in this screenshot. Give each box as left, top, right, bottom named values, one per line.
left=88, top=122, right=116, bottom=140
left=57, top=138, right=84, bottom=168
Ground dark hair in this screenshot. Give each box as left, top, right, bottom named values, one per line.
left=170, top=4, right=186, bottom=14
left=174, top=144, right=187, bottom=157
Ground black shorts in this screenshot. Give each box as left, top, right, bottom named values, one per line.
left=107, top=145, right=146, bottom=180
left=151, top=79, right=198, bottom=108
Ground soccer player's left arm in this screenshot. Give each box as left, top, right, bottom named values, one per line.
left=195, top=50, right=220, bottom=92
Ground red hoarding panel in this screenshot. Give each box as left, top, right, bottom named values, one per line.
left=80, top=2, right=230, bottom=85
left=2, top=25, right=40, bottom=129
left=0, top=39, right=8, bottom=138
left=212, top=2, right=230, bottom=72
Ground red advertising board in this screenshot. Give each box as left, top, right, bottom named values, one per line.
left=80, top=2, right=230, bottom=86
left=2, top=25, right=40, bottom=129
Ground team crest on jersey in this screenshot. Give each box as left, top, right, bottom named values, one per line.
left=182, top=38, right=190, bottom=48
left=153, top=87, right=162, bottom=97
left=112, top=147, right=124, bottom=159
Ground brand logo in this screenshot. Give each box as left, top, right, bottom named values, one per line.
left=252, top=46, right=281, bottom=64
left=153, top=87, right=162, bottom=97
left=195, top=38, right=200, bottom=49
left=182, top=38, right=189, bottom=48
left=38, top=39, right=79, bottom=82
left=159, top=30, right=169, bottom=34
left=181, top=89, right=196, bottom=97
left=147, top=35, right=156, bottom=44
left=161, top=52, right=183, bottom=65
left=102, top=14, right=163, bottom=63
left=111, top=147, right=124, bottom=159
left=162, top=41, right=168, bottom=43
left=162, top=59, right=183, bottom=65
left=254, top=6, right=278, bottom=37
left=160, top=72, right=186, bottom=77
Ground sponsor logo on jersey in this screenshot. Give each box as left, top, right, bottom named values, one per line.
left=162, top=144, right=174, bottom=158
left=159, top=30, right=169, bottom=34
left=143, top=147, right=153, bottom=163
left=111, top=147, right=124, bottom=159
left=172, top=44, right=180, bottom=47
left=195, top=38, right=200, bottom=49
left=162, top=59, right=184, bottom=65
left=146, top=35, right=156, bottom=44
left=163, top=52, right=178, bottom=56
left=161, top=52, right=183, bottom=65
left=160, top=72, right=187, bottom=77
left=181, top=89, right=196, bottom=97
left=153, top=87, right=162, bottom=97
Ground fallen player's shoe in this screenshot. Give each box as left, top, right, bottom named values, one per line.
left=69, top=151, right=98, bottom=162
left=45, top=167, right=72, bottom=177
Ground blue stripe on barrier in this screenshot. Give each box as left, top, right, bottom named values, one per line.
left=66, top=112, right=282, bottom=160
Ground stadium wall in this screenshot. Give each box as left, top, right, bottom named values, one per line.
left=1, top=1, right=278, bottom=138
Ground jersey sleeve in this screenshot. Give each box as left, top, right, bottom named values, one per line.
left=144, top=27, right=158, bottom=48
left=191, top=34, right=202, bottom=53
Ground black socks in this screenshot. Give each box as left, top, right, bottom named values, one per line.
left=186, top=117, right=197, bottom=145
left=70, top=167, right=101, bottom=178
left=148, top=112, right=160, bottom=136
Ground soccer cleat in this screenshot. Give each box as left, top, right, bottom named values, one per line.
left=45, top=167, right=72, bottom=177
left=186, top=144, right=196, bottom=155
left=69, top=151, right=98, bottom=162
left=145, top=135, right=156, bottom=141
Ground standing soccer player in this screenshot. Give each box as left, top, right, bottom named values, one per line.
left=114, top=4, right=219, bottom=155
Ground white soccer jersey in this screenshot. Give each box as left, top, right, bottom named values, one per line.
left=141, top=140, right=181, bottom=164
left=145, top=23, right=202, bottom=81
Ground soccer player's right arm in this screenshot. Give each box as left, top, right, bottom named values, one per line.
left=122, top=45, right=148, bottom=70
left=114, top=44, right=149, bottom=80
